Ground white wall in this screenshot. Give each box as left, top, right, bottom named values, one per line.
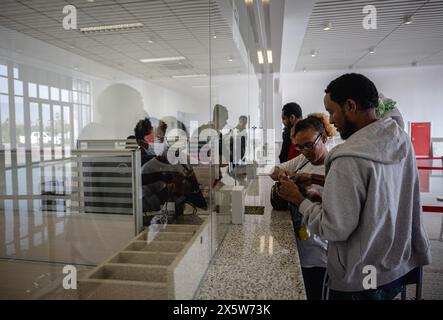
left=281, top=65, right=443, bottom=137
left=89, top=79, right=209, bottom=139
left=212, top=73, right=260, bottom=129
left=89, top=73, right=261, bottom=139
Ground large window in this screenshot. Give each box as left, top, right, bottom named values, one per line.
left=0, top=61, right=92, bottom=168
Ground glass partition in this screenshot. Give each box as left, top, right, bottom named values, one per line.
left=0, top=0, right=262, bottom=299
left=0, top=148, right=141, bottom=299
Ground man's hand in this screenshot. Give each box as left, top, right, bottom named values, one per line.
left=278, top=170, right=289, bottom=180
left=305, top=187, right=322, bottom=203
left=277, top=176, right=305, bottom=206
left=288, top=172, right=312, bottom=187
left=271, top=167, right=288, bottom=181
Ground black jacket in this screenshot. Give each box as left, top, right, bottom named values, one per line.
left=278, top=127, right=291, bottom=163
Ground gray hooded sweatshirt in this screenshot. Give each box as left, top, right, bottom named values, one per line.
left=299, top=118, right=431, bottom=292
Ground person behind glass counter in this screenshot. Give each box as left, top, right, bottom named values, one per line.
left=139, top=118, right=189, bottom=213
left=230, top=115, right=248, bottom=165
left=271, top=113, right=335, bottom=300
left=134, top=118, right=168, bottom=165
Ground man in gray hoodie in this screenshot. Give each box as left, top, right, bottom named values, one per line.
left=278, top=73, right=431, bottom=299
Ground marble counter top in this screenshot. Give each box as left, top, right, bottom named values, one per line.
left=195, top=176, right=306, bottom=300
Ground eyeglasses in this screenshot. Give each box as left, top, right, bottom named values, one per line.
left=295, top=133, right=322, bottom=151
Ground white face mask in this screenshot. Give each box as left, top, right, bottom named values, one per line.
left=151, top=139, right=167, bottom=156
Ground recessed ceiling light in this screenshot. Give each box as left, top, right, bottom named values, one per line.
left=87, top=0, right=95, bottom=3
left=323, top=22, right=332, bottom=31
left=148, top=40, right=153, bottom=44
left=172, top=74, right=208, bottom=79
left=403, top=15, right=413, bottom=25
left=140, top=56, right=186, bottom=63
left=267, top=50, right=273, bottom=64
left=310, top=50, right=317, bottom=57
left=245, top=0, right=253, bottom=5
left=80, top=22, right=143, bottom=33
left=369, top=46, right=376, bottom=54
left=213, top=34, right=217, bottom=39
left=257, top=50, right=264, bottom=64
left=192, top=85, right=217, bottom=89
left=302, top=68, right=307, bottom=73
left=228, top=57, right=233, bottom=62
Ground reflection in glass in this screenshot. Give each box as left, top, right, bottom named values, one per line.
left=15, top=96, right=25, bottom=165
left=14, top=80, right=23, bottom=96
left=0, top=64, right=7, bottom=77
left=0, top=77, right=8, bottom=94
left=61, top=89, right=69, bottom=103
left=38, top=85, right=49, bottom=100
left=50, top=87, right=60, bottom=101
left=53, top=105, right=62, bottom=159
left=63, top=106, right=71, bottom=154
left=42, top=103, right=51, bottom=161
left=30, top=102, right=40, bottom=162
left=0, top=94, right=11, bottom=167
left=28, top=83, right=37, bottom=98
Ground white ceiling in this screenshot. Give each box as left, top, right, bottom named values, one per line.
left=3, top=0, right=439, bottom=80
left=295, top=0, right=443, bottom=71
left=0, top=0, right=250, bottom=80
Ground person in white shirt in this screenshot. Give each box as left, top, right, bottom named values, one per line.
left=271, top=113, right=336, bottom=299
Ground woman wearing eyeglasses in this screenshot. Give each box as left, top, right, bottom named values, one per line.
left=271, top=113, right=336, bottom=300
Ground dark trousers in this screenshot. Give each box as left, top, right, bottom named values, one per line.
left=328, top=286, right=403, bottom=300
left=301, top=266, right=327, bottom=300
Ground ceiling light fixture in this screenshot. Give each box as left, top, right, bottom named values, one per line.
left=172, top=74, right=208, bottom=79
left=257, top=50, right=264, bottom=64
left=140, top=56, right=186, bottom=63
left=245, top=0, right=254, bottom=5
left=267, top=50, right=273, bottom=64
left=323, top=22, right=332, bottom=31
left=403, top=15, right=413, bottom=25
left=228, top=56, right=233, bottom=62
left=302, top=68, right=307, bottom=73
left=192, top=85, right=218, bottom=89
left=310, top=50, right=317, bottom=57
left=369, top=46, right=376, bottom=54
left=80, top=22, right=143, bottom=33
left=148, top=39, right=154, bottom=44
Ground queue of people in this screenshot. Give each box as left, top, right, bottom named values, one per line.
left=272, top=73, right=431, bottom=300
left=124, top=72, right=429, bottom=300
